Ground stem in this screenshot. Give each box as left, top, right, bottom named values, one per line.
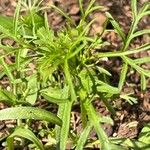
left=122, top=18, right=138, bottom=51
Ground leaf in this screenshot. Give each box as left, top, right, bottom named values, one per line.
left=99, top=116, right=114, bottom=125
left=141, top=74, right=147, bottom=91
left=110, top=137, right=150, bottom=149
left=13, top=0, right=21, bottom=36
left=122, top=56, right=150, bottom=78
left=79, top=0, right=84, bottom=16
left=59, top=101, right=73, bottom=150
left=22, top=12, right=44, bottom=30
left=105, top=12, right=126, bottom=42
left=96, top=66, right=112, bottom=76
left=134, top=57, right=150, bottom=64
left=84, top=0, right=98, bottom=19
left=97, top=43, right=150, bottom=58
left=84, top=101, right=111, bottom=150
left=55, top=86, right=69, bottom=148
left=67, top=42, right=86, bottom=59
left=120, top=94, right=138, bottom=105
left=97, top=83, right=119, bottom=94
left=40, top=86, right=69, bottom=104
left=131, top=0, right=137, bottom=20
left=64, top=60, right=77, bottom=102
left=7, top=127, right=44, bottom=150
left=0, top=25, right=15, bottom=39
left=97, top=92, right=116, bottom=116
left=25, top=74, right=38, bottom=105
left=0, top=58, right=15, bottom=82
left=50, top=5, right=75, bottom=25
left=138, top=124, right=150, bottom=144
left=0, top=89, right=16, bottom=105
left=133, top=29, right=150, bottom=38
left=75, top=122, right=93, bottom=150
left=118, top=63, right=128, bottom=91
left=138, top=2, right=150, bottom=20
left=0, top=15, right=13, bottom=29
left=78, top=69, right=94, bottom=94
left=0, top=107, right=62, bottom=126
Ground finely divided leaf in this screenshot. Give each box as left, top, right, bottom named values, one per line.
left=105, top=12, right=126, bottom=42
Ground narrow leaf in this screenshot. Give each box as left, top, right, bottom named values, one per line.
left=131, top=0, right=137, bottom=20
left=75, top=122, right=93, bottom=150
left=0, top=107, right=62, bottom=126
left=118, top=63, right=128, bottom=91
left=84, top=101, right=111, bottom=150
left=59, top=101, right=72, bottom=150
left=0, top=15, right=13, bottom=29
left=122, top=56, right=150, bottom=77
left=133, top=29, right=150, bottom=38
left=64, top=60, right=77, bottom=102
left=134, top=57, right=150, bottom=64
left=105, top=12, right=126, bottom=42
left=0, top=58, right=15, bottom=82
left=25, top=74, right=38, bottom=105
left=50, top=5, right=75, bottom=25
left=141, top=74, right=146, bottom=91
left=7, top=127, right=44, bottom=150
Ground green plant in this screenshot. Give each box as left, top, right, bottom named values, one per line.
left=0, top=0, right=150, bottom=149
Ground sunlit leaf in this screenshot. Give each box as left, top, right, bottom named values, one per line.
left=7, top=127, right=44, bottom=150
left=0, top=107, right=62, bottom=126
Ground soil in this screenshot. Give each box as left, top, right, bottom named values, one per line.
left=0, top=0, right=150, bottom=149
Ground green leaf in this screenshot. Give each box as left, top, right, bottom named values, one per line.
left=84, top=101, right=111, bottom=150
left=134, top=57, right=150, bottom=64
left=141, top=74, right=147, bottom=91
left=84, top=0, right=98, bottom=19
left=122, top=56, right=150, bottom=78
left=40, top=86, right=69, bottom=104
left=0, top=107, right=62, bottom=126
left=138, top=2, right=150, bottom=20
left=50, top=5, right=75, bottom=25
left=110, top=137, right=150, bottom=149
left=55, top=85, right=69, bottom=147
left=0, top=15, right=13, bottom=29
left=13, top=0, right=21, bottom=36
left=131, top=0, right=137, bottom=20
left=75, top=122, right=93, bottom=150
left=118, top=63, right=128, bottom=91
left=79, top=0, right=84, bottom=16
left=67, top=42, right=86, bottom=59
left=0, top=89, right=17, bottom=105
left=64, top=60, right=77, bottom=102
left=120, top=94, right=138, bottom=105
left=97, top=83, right=119, bottom=94
left=0, top=58, right=15, bottom=82
left=138, top=124, right=150, bottom=144
left=7, top=127, right=44, bottom=150
left=133, top=29, right=150, bottom=38
left=105, top=12, right=126, bottom=42
left=96, top=66, right=112, bottom=76
left=97, top=43, right=150, bottom=58
left=22, top=12, right=44, bottom=29
left=25, top=74, right=38, bottom=105
left=99, top=116, right=114, bottom=125
left=78, top=69, right=94, bottom=94
left=59, top=101, right=73, bottom=150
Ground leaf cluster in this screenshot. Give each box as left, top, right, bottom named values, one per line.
left=0, top=0, right=149, bottom=149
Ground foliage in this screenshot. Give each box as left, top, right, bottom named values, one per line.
left=0, top=0, right=150, bottom=149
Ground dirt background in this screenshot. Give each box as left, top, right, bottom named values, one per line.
left=0, top=0, right=150, bottom=149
